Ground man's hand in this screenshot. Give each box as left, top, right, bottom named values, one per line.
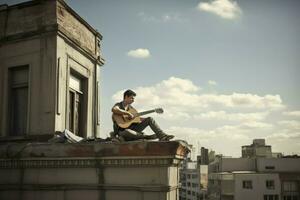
left=126, top=112, right=135, bottom=119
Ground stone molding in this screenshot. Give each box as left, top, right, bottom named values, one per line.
left=0, top=157, right=181, bottom=168
left=0, top=183, right=178, bottom=192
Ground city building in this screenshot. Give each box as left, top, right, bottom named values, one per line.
left=242, top=139, right=272, bottom=158
left=208, top=140, right=300, bottom=200
left=197, top=147, right=209, bottom=165
left=180, top=148, right=208, bottom=200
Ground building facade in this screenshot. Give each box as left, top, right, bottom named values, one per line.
left=0, top=141, right=190, bottom=200
left=0, top=0, right=104, bottom=141
left=242, top=139, right=272, bottom=158
left=179, top=159, right=208, bottom=200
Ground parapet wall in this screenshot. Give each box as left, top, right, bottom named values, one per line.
left=0, top=141, right=190, bottom=200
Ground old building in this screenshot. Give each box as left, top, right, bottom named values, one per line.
left=0, top=0, right=104, bottom=141
left=0, top=1, right=190, bottom=200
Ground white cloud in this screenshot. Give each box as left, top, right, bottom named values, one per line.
left=269, top=132, right=300, bottom=140
left=240, top=121, right=273, bottom=129
left=208, top=80, right=217, bottom=86
left=278, top=120, right=300, bottom=130
left=194, top=111, right=269, bottom=122
left=283, top=111, right=300, bottom=117
left=167, top=125, right=248, bottom=141
left=127, top=48, right=151, bottom=59
left=197, top=0, right=242, bottom=19
left=112, top=77, right=285, bottom=115
left=112, top=77, right=201, bottom=109
left=166, top=125, right=256, bottom=157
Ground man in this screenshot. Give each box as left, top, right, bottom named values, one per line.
left=111, top=89, right=174, bottom=141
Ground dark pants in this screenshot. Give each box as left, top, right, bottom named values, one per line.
left=119, top=117, right=165, bottom=141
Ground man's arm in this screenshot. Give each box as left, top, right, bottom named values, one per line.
left=112, top=105, right=134, bottom=119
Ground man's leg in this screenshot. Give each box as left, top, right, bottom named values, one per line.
left=119, top=129, right=151, bottom=141
left=130, top=117, right=173, bottom=140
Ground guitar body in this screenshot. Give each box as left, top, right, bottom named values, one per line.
left=112, top=107, right=142, bottom=128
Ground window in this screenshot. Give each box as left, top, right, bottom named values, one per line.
left=283, top=182, right=299, bottom=200
left=243, top=180, right=253, bottom=189
left=192, top=174, right=198, bottom=179
left=69, top=73, right=85, bottom=136
left=8, top=66, right=29, bottom=136
left=187, top=174, right=191, bottom=179
left=187, top=182, right=191, bottom=187
left=283, top=196, right=299, bottom=200
left=265, top=166, right=275, bottom=170
left=283, top=181, right=298, bottom=192
left=264, top=195, right=279, bottom=200
left=266, top=180, right=275, bottom=189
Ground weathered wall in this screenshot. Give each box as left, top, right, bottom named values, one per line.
left=55, top=34, right=99, bottom=137
left=257, top=158, right=300, bottom=172
left=56, top=0, right=96, bottom=56
left=234, top=173, right=281, bottom=200
left=0, top=1, right=56, bottom=39
left=0, top=141, right=190, bottom=200
left=0, top=34, right=57, bottom=137
left=221, top=158, right=256, bottom=172
left=0, top=0, right=102, bottom=139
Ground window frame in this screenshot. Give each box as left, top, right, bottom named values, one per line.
left=68, top=70, right=87, bottom=137
left=7, top=65, right=30, bottom=137
left=266, top=180, right=275, bottom=190
left=242, top=180, right=253, bottom=189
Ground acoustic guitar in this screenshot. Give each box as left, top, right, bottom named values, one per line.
left=112, top=107, right=164, bottom=128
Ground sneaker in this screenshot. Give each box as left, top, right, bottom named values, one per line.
left=159, top=135, right=174, bottom=141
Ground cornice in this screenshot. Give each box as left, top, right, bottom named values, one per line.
left=0, top=157, right=182, bottom=168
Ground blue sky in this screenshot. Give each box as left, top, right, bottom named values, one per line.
left=4, top=0, right=300, bottom=157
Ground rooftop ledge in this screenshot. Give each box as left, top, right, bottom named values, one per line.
left=0, top=141, right=190, bottom=168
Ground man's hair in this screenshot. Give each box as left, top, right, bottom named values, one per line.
left=123, top=89, right=136, bottom=99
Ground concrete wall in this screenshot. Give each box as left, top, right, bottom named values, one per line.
left=234, top=173, right=280, bottom=200
left=0, top=1, right=58, bottom=137
left=0, top=141, right=190, bottom=200
left=0, top=1, right=57, bottom=38
left=55, top=34, right=100, bottom=137
left=221, top=158, right=256, bottom=172
left=257, top=158, right=300, bottom=172
left=0, top=166, right=179, bottom=200
left=56, top=0, right=97, bottom=56
left=0, top=34, right=57, bottom=137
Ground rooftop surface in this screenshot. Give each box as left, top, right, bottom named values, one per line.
left=0, top=140, right=190, bottom=159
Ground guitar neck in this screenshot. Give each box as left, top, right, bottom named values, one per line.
left=136, top=109, right=156, bottom=117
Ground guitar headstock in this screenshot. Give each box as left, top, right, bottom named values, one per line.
left=155, top=108, right=164, bottom=114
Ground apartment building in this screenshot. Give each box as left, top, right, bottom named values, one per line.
left=180, top=160, right=208, bottom=200
left=208, top=140, right=300, bottom=200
